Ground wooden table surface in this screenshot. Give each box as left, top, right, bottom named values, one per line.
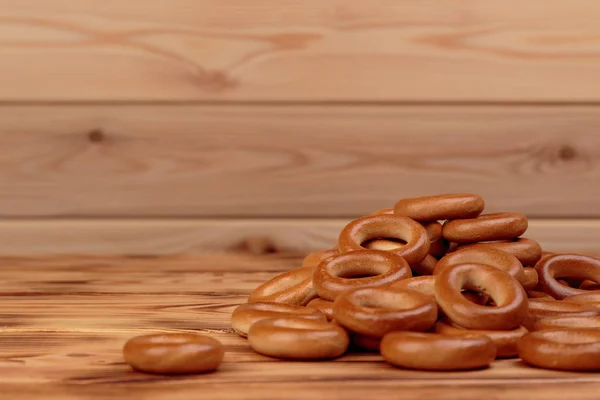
left=2, top=253, right=600, bottom=400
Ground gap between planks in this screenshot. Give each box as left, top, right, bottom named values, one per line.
left=0, top=218, right=598, bottom=256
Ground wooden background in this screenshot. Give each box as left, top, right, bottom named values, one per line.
left=1, top=0, right=600, bottom=255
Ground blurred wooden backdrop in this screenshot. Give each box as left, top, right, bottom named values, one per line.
left=1, top=1, right=599, bottom=255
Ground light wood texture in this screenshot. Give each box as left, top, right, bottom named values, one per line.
left=2, top=1, right=600, bottom=101
left=1, top=253, right=599, bottom=400
left=2, top=105, right=600, bottom=218
left=1, top=218, right=599, bottom=256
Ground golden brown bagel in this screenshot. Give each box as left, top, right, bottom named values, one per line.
left=434, top=247, right=525, bottom=284
left=518, top=329, right=600, bottom=371
left=435, top=320, right=527, bottom=358
left=457, top=238, right=542, bottom=265
left=535, top=253, right=600, bottom=299
left=231, top=302, right=326, bottom=337
left=312, top=250, right=411, bottom=301
left=248, top=317, right=349, bottom=360
left=248, top=267, right=317, bottom=306
left=393, top=193, right=485, bottom=222
left=338, top=215, right=430, bottom=265
left=434, top=263, right=528, bottom=330
left=123, top=333, right=224, bottom=375
left=333, top=286, right=437, bottom=338
left=381, top=331, right=496, bottom=371
left=442, top=212, right=528, bottom=243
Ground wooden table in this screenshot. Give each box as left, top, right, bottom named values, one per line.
left=1, top=253, right=599, bottom=400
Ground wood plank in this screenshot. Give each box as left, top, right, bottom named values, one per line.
left=1, top=105, right=600, bottom=218
left=1, top=218, right=598, bottom=256
left=2, top=1, right=600, bottom=101
left=1, top=253, right=600, bottom=400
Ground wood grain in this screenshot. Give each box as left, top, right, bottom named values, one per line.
left=1, top=218, right=599, bottom=256
left=1, top=105, right=600, bottom=218
left=1, top=253, right=600, bottom=399
left=2, top=1, right=600, bottom=101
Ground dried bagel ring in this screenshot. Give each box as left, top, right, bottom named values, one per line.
left=248, top=267, right=317, bottom=306
left=248, top=317, right=349, bottom=360
left=312, top=250, right=411, bottom=301
left=434, top=247, right=525, bottom=284
left=333, top=287, right=437, bottom=338
left=393, top=193, right=485, bottom=222
left=434, top=263, right=528, bottom=330
left=457, top=238, right=542, bottom=266
left=524, top=298, right=599, bottom=330
left=518, top=329, right=600, bottom=371
left=442, top=212, right=528, bottom=244
left=435, top=320, right=527, bottom=358
left=231, top=302, right=326, bottom=337
left=534, top=316, right=600, bottom=331
left=381, top=331, right=496, bottom=371
left=364, top=221, right=446, bottom=260
left=535, top=253, right=600, bottom=299
left=338, top=215, right=430, bottom=265
left=123, top=333, right=224, bottom=375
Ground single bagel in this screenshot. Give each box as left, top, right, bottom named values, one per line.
left=442, top=212, right=528, bottom=243
left=518, top=329, right=600, bottom=371
left=306, top=298, right=335, bottom=321
left=534, top=316, right=600, bottom=331
left=365, top=222, right=447, bottom=261
left=434, top=263, right=528, bottom=330
left=248, top=267, right=318, bottom=306
left=302, top=248, right=338, bottom=268
left=248, top=317, right=349, bottom=360
left=123, top=333, right=224, bottom=375
left=435, top=320, right=527, bottom=358
left=522, top=267, right=539, bottom=291
left=524, top=299, right=599, bottom=330
left=434, top=247, right=525, bottom=284
left=333, top=286, right=437, bottom=338
left=535, top=253, right=600, bottom=299
left=338, top=215, right=430, bottom=265
left=457, top=238, right=542, bottom=266
left=312, top=250, right=411, bottom=301
left=231, top=302, right=326, bottom=337
left=381, top=331, right=496, bottom=371
left=393, top=193, right=485, bottom=222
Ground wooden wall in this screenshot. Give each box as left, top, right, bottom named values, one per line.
left=1, top=1, right=599, bottom=255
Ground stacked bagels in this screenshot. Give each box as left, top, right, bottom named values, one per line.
left=233, top=193, right=600, bottom=371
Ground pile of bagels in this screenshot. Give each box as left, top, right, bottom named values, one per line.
left=232, top=193, right=600, bottom=372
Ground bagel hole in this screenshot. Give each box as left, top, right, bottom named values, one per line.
left=461, top=284, right=497, bottom=306
left=461, top=290, right=488, bottom=305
